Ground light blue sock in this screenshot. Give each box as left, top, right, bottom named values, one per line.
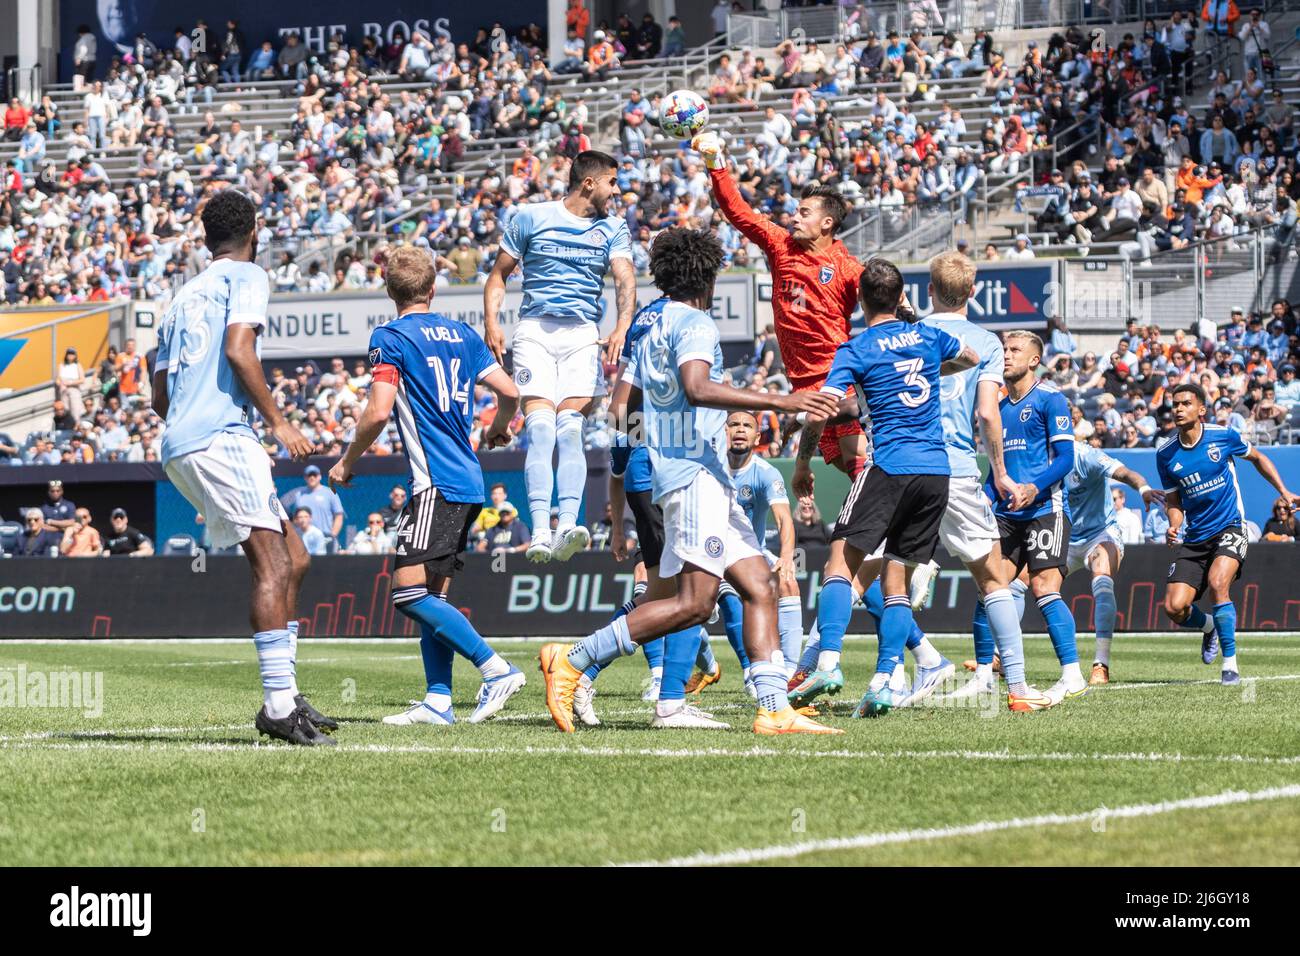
left=658, top=628, right=699, bottom=701
left=285, top=618, right=301, bottom=694
left=1181, top=604, right=1211, bottom=632
left=777, top=596, right=803, bottom=671
left=584, top=583, right=648, bottom=682
left=1214, top=602, right=1237, bottom=659
left=877, top=595, right=912, bottom=676
left=567, top=616, right=637, bottom=672
left=971, top=599, right=996, bottom=665
left=718, top=585, right=750, bottom=670
left=555, top=409, right=586, bottom=528
left=524, top=408, right=557, bottom=534
left=695, top=628, right=717, bottom=671
left=1092, top=574, right=1116, bottom=664
left=393, top=586, right=495, bottom=667
left=983, top=588, right=1026, bottom=687
left=815, top=575, right=853, bottom=655
left=750, top=657, right=790, bottom=712
left=253, top=628, right=295, bottom=717
left=1036, top=592, right=1079, bottom=666
left=1010, top=577, right=1028, bottom=620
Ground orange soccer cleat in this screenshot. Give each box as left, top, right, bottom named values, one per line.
left=538, top=643, right=582, bottom=733
left=753, top=706, right=844, bottom=735
left=684, top=662, right=723, bottom=695
left=961, top=654, right=1002, bottom=673
left=1006, top=688, right=1054, bottom=712
left=1089, top=662, right=1110, bottom=686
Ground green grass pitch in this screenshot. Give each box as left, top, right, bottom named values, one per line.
left=1, top=635, right=1298, bottom=866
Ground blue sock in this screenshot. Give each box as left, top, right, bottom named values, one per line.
left=1214, top=602, right=1237, bottom=659
left=863, top=579, right=884, bottom=621
left=971, top=599, right=996, bottom=665
left=718, top=586, right=750, bottom=670
left=797, top=631, right=820, bottom=674
left=555, top=409, right=586, bottom=528
left=750, top=657, right=790, bottom=712
left=393, top=587, right=494, bottom=667
left=877, top=595, right=912, bottom=676
left=815, top=575, right=853, bottom=656
left=1036, top=592, right=1079, bottom=666
left=658, top=628, right=699, bottom=701
left=777, top=596, right=803, bottom=672
left=643, top=637, right=665, bottom=672
left=419, top=624, right=454, bottom=697
left=1181, top=604, right=1210, bottom=632
left=524, top=409, right=557, bottom=534
left=567, top=616, right=637, bottom=671
left=695, top=628, right=717, bottom=671
left=983, top=588, right=1026, bottom=687
left=253, top=628, right=295, bottom=715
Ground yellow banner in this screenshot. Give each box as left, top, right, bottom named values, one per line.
left=0, top=308, right=111, bottom=394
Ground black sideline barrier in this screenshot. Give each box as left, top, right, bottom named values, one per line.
left=3, top=546, right=1299, bottom=638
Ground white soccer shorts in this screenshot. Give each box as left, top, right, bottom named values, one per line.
left=165, top=432, right=286, bottom=549
left=511, top=316, right=606, bottom=404
left=1067, top=525, right=1125, bottom=575
left=939, top=475, right=1000, bottom=564
left=659, top=469, right=764, bottom=579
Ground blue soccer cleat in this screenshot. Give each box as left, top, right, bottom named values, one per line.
left=852, top=685, right=895, bottom=718
left=787, top=666, right=844, bottom=707
left=1201, top=626, right=1220, bottom=665
left=896, top=656, right=955, bottom=709
left=1221, top=670, right=1241, bottom=686
left=468, top=666, right=527, bottom=723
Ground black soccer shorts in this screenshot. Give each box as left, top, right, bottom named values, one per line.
left=393, top=488, right=481, bottom=576
left=832, top=466, right=948, bottom=565
left=1167, top=525, right=1248, bottom=598
left=997, top=511, right=1071, bottom=575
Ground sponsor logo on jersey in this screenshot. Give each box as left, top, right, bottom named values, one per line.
left=819, top=265, right=834, bottom=285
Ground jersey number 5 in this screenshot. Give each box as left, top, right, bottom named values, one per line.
left=893, top=358, right=930, bottom=408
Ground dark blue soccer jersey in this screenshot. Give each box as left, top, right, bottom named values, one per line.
left=610, top=297, right=668, bottom=495
left=821, top=319, right=961, bottom=475
left=992, top=380, right=1074, bottom=521
left=1156, top=424, right=1250, bottom=542
left=368, top=313, right=499, bottom=502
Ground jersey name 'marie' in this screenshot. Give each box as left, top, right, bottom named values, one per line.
left=877, top=329, right=923, bottom=351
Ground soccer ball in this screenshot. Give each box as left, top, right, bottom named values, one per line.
left=659, top=89, right=709, bottom=139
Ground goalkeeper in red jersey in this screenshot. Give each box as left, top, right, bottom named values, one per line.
left=694, top=131, right=868, bottom=492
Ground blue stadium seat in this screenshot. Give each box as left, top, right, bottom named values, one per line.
left=0, top=522, right=20, bottom=554
left=162, top=534, right=197, bottom=556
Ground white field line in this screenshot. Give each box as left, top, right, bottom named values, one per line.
left=1096, top=673, right=1300, bottom=690
left=612, top=784, right=1300, bottom=867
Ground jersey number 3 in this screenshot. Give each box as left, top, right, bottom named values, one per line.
left=893, top=358, right=930, bottom=408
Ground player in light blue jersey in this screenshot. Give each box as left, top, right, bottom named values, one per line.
left=1159, top=383, right=1300, bottom=684
left=483, top=150, right=636, bottom=565
left=152, top=190, right=335, bottom=746
left=538, top=228, right=841, bottom=736
left=328, top=246, right=527, bottom=725
left=987, top=330, right=1084, bottom=706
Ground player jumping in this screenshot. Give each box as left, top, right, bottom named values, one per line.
left=1159, top=383, right=1300, bottom=685
left=152, top=189, right=337, bottom=746
left=329, top=246, right=527, bottom=725
left=483, top=150, right=636, bottom=564
left=537, top=228, right=841, bottom=735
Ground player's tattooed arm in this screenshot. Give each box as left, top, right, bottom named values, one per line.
left=976, top=379, right=1019, bottom=503
left=940, top=344, right=980, bottom=376
left=480, top=366, right=519, bottom=448
left=1113, top=464, right=1165, bottom=510
left=604, top=257, right=637, bottom=366
left=482, top=250, right=518, bottom=364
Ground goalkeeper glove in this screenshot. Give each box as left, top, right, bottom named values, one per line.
left=691, top=132, right=726, bottom=170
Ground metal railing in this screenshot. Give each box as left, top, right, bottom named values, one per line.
left=840, top=201, right=956, bottom=260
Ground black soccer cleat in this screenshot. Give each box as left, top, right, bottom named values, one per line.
left=255, top=706, right=337, bottom=746
left=295, top=693, right=339, bottom=733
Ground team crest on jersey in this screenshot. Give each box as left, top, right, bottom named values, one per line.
left=369, top=347, right=382, bottom=366
left=1020, top=407, right=1032, bottom=423
left=1208, top=444, right=1222, bottom=462
left=269, top=493, right=284, bottom=519
left=772, top=478, right=786, bottom=497
left=705, top=536, right=724, bottom=558
left=1056, top=416, right=1070, bottom=430
left=818, top=265, right=834, bottom=285
left=515, top=367, right=532, bottom=385
left=738, top=484, right=753, bottom=502
left=588, top=230, right=606, bottom=245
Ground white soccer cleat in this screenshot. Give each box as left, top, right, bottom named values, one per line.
left=467, top=667, right=527, bottom=723
left=909, top=559, right=940, bottom=611
left=526, top=531, right=554, bottom=564
left=1043, top=677, right=1088, bottom=707
left=641, top=675, right=662, bottom=702
left=941, top=672, right=996, bottom=701
left=650, top=704, right=730, bottom=729
left=744, top=676, right=758, bottom=700
left=383, top=700, right=455, bottom=725
left=573, top=682, right=601, bottom=726
left=551, top=525, right=591, bottom=562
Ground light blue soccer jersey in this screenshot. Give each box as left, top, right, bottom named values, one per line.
left=728, top=454, right=788, bottom=546
left=1067, top=442, right=1123, bottom=541
left=500, top=200, right=632, bottom=323
left=156, top=258, right=269, bottom=463
left=925, top=312, right=1004, bottom=479
left=992, top=380, right=1075, bottom=521
left=625, top=300, right=728, bottom=501
left=1156, top=424, right=1251, bottom=542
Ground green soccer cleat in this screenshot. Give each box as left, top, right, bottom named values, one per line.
left=787, top=666, right=844, bottom=707
left=852, top=685, right=896, bottom=718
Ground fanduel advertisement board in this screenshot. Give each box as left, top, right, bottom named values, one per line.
left=58, top=1, right=546, bottom=79
left=260, top=274, right=756, bottom=358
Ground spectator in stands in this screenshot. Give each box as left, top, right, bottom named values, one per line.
left=486, top=502, right=530, bottom=554
left=1111, top=487, right=1145, bottom=543
left=281, top=464, right=345, bottom=544
left=291, top=505, right=327, bottom=556
left=60, top=506, right=102, bottom=556
left=102, top=508, right=153, bottom=556
left=348, top=513, right=395, bottom=554
left=1144, top=498, right=1171, bottom=542
left=1263, top=496, right=1296, bottom=540
left=41, top=479, right=77, bottom=531
left=378, top=485, right=407, bottom=531
left=1046, top=316, right=1077, bottom=358
left=1005, top=232, right=1036, bottom=259
left=57, top=348, right=88, bottom=412
left=17, top=509, right=63, bottom=557
left=115, top=339, right=148, bottom=404
left=219, top=19, right=247, bottom=84
left=793, top=496, right=829, bottom=548
left=473, top=482, right=514, bottom=535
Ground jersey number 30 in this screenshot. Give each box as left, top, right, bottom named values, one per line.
left=893, top=358, right=930, bottom=408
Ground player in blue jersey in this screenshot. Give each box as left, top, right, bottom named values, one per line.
left=328, top=246, right=527, bottom=725
left=152, top=190, right=336, bottom=746
left=537, top=228, right=841, bottom=735
left=798, top=257, right=979, bottom=717
left=987, top=330, right=1084, bottom=706
left=1158, top=383, right=1300, bottom=685
left=483, top=151, right=636, bottom=565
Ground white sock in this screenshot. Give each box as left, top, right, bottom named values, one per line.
left=578, top=673, right=594, bottom=689
left=1223, top=654, right=1238, bottom=672
left=741, top=666, right=752, bottom=684
left=649, top=666, right=663, bottom=682
left=975, top=662, right=994, bottom=682
left=285, top=621, right=301, bottom=695
left=784, top=661, right=797, bottom=680
left=816, top=650, right=841, bottom=671
left=868, top=671, right=889, bottom=692
left=1202, top=614, right=1216, bottom=635
left=1062, top=662, right=1085, bottom=686
left=912, top=637, right=943, bottom=669
left=1094, top=637, right=1112, bottom=667
left=655, top=698, right=684, bottom=717
left=423, top=691, right=452, bottom=712
left=479, top=654, right=510, bottom=679
left=266, top=688, right=297, bottom=719
left=889, top=662, right=908, bottom=693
